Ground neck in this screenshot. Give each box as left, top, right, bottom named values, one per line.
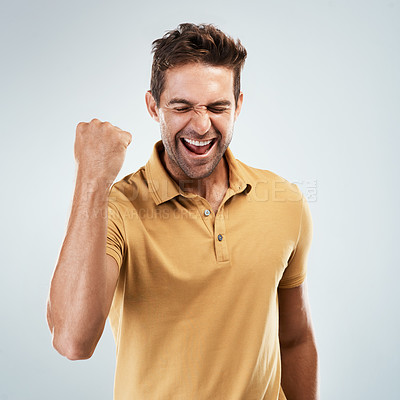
left=161, top=151, right=229, bottom=203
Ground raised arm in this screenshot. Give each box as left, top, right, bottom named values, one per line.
left=46, top=118, right=132, bottom=360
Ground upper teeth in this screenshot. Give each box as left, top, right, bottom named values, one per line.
left=184, top=138, right=212, bottom=147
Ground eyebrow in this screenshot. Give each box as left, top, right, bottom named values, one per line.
left=166, top=98, right=232, bottom=107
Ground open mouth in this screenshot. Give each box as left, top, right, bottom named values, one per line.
left=180, top=138, right=216, bottom=155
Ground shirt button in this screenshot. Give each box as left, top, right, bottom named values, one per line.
left=217, top=234, right=223, bottom=241
left=204, top=209, right=211, bottom=216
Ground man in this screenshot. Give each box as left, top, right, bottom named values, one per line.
left=47, top=23, right=319, bottom=400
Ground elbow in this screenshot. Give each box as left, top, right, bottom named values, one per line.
left=46, top=301, right=104, bottom=360
left=64, top=349, right=94, bottom=361
left=59, top=345, right=95, bottom=361
left=52, top=334, right=96, bottom=360
left=46, top=304, right=92, bottom=360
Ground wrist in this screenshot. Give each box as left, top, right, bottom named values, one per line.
left=75, top=169, right=115, bottom=191
left=74, top=172, right=114, bottom=203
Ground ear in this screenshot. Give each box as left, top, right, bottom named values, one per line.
left=145, top=90, right=160, bottom=122
left=234, top=92, right=244, bottom=121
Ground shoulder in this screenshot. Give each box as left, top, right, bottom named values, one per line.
left=234, top=158, right=303, bottom=203
left=108, top=166, right=149, bottom=206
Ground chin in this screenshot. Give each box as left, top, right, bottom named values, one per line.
left=180, top=157, right=222, bottom=180
left=184, top=168, right=214, bottom=180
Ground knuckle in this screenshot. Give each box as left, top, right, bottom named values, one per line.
left=124, top=132, right=133, bottom=146
left=76, top=121, right=88, bottom=133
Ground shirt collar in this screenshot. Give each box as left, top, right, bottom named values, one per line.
left=145, top=140, right=252, bottom=206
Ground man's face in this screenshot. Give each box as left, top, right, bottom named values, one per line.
left=148, top=63, right=243, bottom=181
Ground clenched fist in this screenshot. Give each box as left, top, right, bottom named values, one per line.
left=74, top=118, right=132, bottom=185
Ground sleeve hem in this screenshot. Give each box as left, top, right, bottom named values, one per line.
left=106, top=248, right=122, bottom=270
left=278, top=273, right=306, bottom=289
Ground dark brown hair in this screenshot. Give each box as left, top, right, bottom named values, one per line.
left=150, top=23, right=247, bottom=108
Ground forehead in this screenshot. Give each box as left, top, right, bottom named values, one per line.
left=160, top=63, right=234, bottom=105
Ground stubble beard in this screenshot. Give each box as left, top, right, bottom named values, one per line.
left=161, top=127, right=233, bottom=181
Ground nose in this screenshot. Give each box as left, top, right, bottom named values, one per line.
left=189, top=107, right=211, bottom=136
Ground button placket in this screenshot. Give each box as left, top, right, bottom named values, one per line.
left=194, top=199, right=214, bottom=235
left=214, top=209, right=229, bottom=262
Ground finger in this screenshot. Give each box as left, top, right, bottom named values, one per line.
left=120, top=131, right=132, bottom=147
left=76, top=121, right=88, bottom=130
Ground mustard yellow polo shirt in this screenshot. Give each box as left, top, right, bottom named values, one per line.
left=106, top=140, right=313, bottom=400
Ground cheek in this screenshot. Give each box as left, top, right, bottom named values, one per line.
left=164, top=114, right=190, bottom=134
left=213, top=114, right=234, bottom=133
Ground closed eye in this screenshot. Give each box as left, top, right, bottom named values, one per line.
left=208, top=107, right=228, bottom=114
left=174, top=107, right=191, bottom=112
left=173, top=106, right=229, bottom=113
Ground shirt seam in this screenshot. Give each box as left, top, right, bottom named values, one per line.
left=289, top=187, right=304, bottom=264
left=108, top=186, right=129, bottom=263
left=115, top=202, right=127, bottom=262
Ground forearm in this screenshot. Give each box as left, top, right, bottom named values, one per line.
left=280, top=335, right=319, bottom=400
left=47, top=173, right=111, bottom=358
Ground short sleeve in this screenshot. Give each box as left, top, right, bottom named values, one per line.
left=106, top=199, right=126, bottom=270
left=279, top=193, right=313, bottom=289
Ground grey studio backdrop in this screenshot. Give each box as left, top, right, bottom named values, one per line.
left=0, top=0, right=398, bottom=399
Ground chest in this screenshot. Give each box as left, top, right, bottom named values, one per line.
left=120, top=195, right=300, bottom=304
